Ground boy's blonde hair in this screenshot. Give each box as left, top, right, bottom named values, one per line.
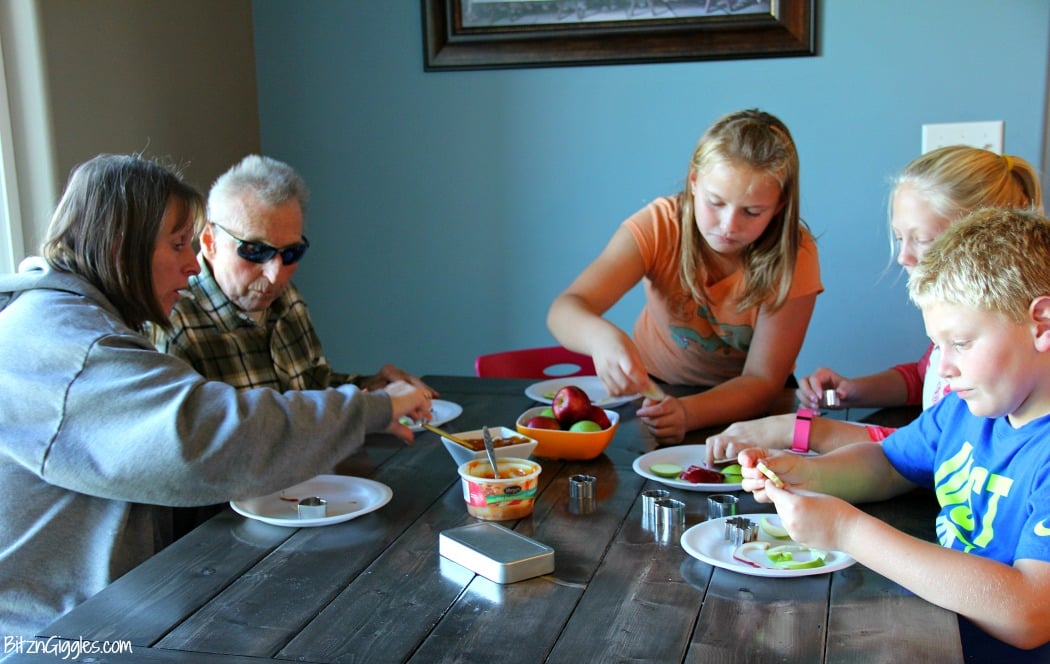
left=678, top=108, right=804, bottom=312
left=908, top=208, right=1050, bottom=323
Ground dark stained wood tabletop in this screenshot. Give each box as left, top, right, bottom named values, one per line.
left=18, top=376, right=962, bottom=663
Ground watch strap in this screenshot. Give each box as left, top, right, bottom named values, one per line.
left=792, top=408, right=814, bottom=453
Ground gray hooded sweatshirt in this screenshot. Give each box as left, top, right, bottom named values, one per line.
left=0, top=258, right=393, bottom=637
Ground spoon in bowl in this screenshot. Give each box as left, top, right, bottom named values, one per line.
left=420, top=422, right=474, bottom=450
left=482, top=426, right=500, bottom=478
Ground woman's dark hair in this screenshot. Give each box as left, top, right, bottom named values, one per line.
left=42, top=154, right=204, bottom=330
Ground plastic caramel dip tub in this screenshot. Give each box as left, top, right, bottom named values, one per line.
left=457, top=457, right=542, bottom=521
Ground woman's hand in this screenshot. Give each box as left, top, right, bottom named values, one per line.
left=796, top=367, right=854, bottom=410
left=382, top=380, right=431, bottom=442
left=705, top=413, right=794, bottom=465
left=637, top=394, right=687, bottom=444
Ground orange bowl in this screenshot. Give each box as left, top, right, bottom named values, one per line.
left=515, top=406, right=619, bottom=460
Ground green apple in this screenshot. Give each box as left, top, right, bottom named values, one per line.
left=569, top=420, right=602, bottom=433
left=540, top=407, right=555, bottom=418
left=721, top=462, right=743, bottom=484
left=760, top=516, right=790, bottom=539
left=649, top=463, right=683, bottom=478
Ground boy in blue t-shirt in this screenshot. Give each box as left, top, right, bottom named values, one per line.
left=740, top=207, right=1050, bottom=651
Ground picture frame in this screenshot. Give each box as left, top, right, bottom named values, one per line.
left=422, top=0, right=816, bottom=71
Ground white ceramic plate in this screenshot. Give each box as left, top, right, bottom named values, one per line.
left=680, top=515, right=855, bottom=577
left=401, top=399, right=463, bottom=432
left=525, top=376, right=638, bottom=409
left=230, top=474, right=393, bottom=528
left=632, top=444, right=742, bottom=492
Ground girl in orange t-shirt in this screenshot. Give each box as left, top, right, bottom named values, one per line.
left=548, top=109, right=822, bottom=444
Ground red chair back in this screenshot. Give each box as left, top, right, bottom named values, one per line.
left=474, top=346, right=596, bottom=379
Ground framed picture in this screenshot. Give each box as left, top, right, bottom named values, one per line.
left=423, top=0, right=815, bottom=71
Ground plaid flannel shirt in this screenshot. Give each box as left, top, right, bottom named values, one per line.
left=153, top=259, right=355, bottom=391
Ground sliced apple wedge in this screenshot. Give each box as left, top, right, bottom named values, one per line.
left=759, top=516, right=790, bottom=539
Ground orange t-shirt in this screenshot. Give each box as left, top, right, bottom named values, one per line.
left=625, top=196, right=822, bottom=386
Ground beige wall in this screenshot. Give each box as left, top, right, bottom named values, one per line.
left=2, top=0, right=260, bottom=257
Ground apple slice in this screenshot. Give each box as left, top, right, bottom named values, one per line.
left=766, top=544, right=826, bottom=570
left=759, top=516, right=790, bottom=539
left=756, top=461, right=785, bottom=488
left=649, top=463, right=683, bottom=478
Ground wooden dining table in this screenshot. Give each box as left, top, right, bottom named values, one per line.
left=21, top=375, right=962, bottom=663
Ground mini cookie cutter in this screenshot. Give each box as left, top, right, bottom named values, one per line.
left=653, top=498, right=686, bottom=543
left=822, top=388, right=840, bottom=409
left=640, top=489, right=671, bottom=529
left=297, top=496, right=327, bottom=519
left=568, top=474, right=596, bottom=515
left=707, top=493, right=738, bottom=520
left=723, top=516, right=758, bottom=545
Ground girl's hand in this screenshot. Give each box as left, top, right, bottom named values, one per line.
left=705, top=414, right=794, bottom=465
left=591, top=330, right=653, bottom=398
left=796, top=367, right=853, bottom=410
left=765, top=482, right=856, bottom=553
left=738, top=449, right=808, bottom=502
left=383, top=380, right=430, bottom=442
left=637, top=395, right=686, bottom=445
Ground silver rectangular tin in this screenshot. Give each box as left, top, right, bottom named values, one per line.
left=439, top=522, right=555, bottom=584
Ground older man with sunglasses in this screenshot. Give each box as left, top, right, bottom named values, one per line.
left=154, top=155, right=432, bottom=395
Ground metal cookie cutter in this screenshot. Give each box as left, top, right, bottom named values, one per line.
left=822, top=388, right=840, bottom=409
left=297, top=496, right=327, bottom=519
left=653, top=498, right=686, bottom=544
left=723, top=516, right=758, bottom=545
left=640, top=489, right=671, bottom=529
left=707, top=493, right=739, bottom=520
left=568, top=474, right=596, bottom=515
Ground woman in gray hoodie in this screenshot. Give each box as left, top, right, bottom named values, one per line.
left=0, top=154, right=431, bottom=637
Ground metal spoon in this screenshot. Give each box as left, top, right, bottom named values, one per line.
left=482, top=425, right=499, bottom=478
left=420, top=421, right=475, bottom=450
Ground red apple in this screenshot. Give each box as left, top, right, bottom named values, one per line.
left=587, top=405, right=611, bottom=429
left=525, top=415, right=561, bottom=430
left=552, top=385, right=592, bottom=427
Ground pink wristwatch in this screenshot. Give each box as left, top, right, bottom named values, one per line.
left=792, top=409, right=814, bottom=453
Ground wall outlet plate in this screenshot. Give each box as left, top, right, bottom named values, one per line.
left=921, top=121, right=1003, bottom=154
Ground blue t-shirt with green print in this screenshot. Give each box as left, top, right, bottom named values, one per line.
left=883, top=392, right=1050, bottom=565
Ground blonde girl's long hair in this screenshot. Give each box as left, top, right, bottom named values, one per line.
left=677, top=109, right=804, bottom=313
left=889, top=145, right=1043, bottom=252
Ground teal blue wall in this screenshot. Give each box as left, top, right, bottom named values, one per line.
left=252, top=1, right=1050, bottom=383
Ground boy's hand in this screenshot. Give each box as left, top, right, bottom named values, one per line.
left=739, top=449, right=809, bottom=501
left=765, top=482, right=856, bottom=553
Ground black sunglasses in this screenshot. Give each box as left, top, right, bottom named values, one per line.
left=211, top=222, right=309, bottom=265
